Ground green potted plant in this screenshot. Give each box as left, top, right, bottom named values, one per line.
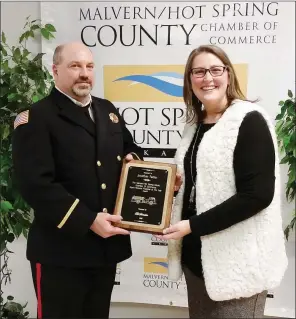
left=0, top=17, right=56, bottom=318
left=275, top=90, right=296, bottom=240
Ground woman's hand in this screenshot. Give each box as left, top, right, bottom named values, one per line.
left=174, top=173, right=182, bottom=191
left=157, top=220, right=191, bottom=240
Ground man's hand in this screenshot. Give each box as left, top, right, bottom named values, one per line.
left=175, top=173, right=182, bottom=191
left=156, top=220, right=191, bottom=240
left=125, top=153, right=135, bottom=162
left=90, top=212, right=130, bottom=238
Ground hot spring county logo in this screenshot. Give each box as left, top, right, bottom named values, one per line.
left=114, top=71, right=183, bottom=96
left=104, top=65, right=184, bottom=102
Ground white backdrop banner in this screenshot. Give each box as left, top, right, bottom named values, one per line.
left=40, top=1, right=295, bottom=308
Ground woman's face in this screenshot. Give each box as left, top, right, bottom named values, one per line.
left=190, top=52, right=229, bottom=108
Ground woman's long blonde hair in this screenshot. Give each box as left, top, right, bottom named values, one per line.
left=183, top=45, right=248, bottom=123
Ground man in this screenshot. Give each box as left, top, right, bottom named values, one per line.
left=12, top=42, right=143, bottom=318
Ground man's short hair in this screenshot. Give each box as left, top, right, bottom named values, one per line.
left=53, top=45, right=65, bottom=65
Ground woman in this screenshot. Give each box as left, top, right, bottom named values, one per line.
left=159, top=45, right=288, bottom=318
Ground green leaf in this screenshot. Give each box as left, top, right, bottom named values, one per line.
left=284, top=99, right=294, bottom=109
left=284, top=226, right=290, bottom=240
left=32, top=95, right=39, bottom=103
left=23, top=48, right=30, bottom=58
left=280, top=120, right=294, bottom=134
left=1, top=201, right=13, bottom=212
left=33, top=53, right=45, bottom=61
left=2, top=124, right=10, bottom=140
left=13, top=223, right=23, bottom=237
left=7, top=93, right=17, bottom=102
left=280, top=156, right=290, bottom=164
left=0, top=43, right=8, bottom=56
left=19, top=33, right=26, bottom=43
left=41, top=28, right=50, bottom=40
left=279, top=100, right=284, bottom=106
left=0, top=241, right=7, bottom=254
left=284, top=214, right=296, bottom=240
left=20, top=31, right=27, bottom=42
left=283, top=136, right=291, bottom=147
left=288, top=90, right=293, bottom=98
left=288, top=167, right=296, bottom=183
left=1, top=60, right=9, bottom=73
left=0, top=86, right=9, bottom=97
left=287, top=104, right=296, bottom=117
left=31, top=24, right=40, bottom=31
left=275, top=113, right=283, bottom=121
left=23, top=228, right=29, bottom=239
left=1, top=31, right=6, bottom=43
left=7, top=296, right=14, bottom=301
left=13, top=47, right=21, bottom=61
left=4, top=215, right=15, bottom=234
left=276, top=118, right=283, bottom=129
left=45, top=24, right=56, bottom=32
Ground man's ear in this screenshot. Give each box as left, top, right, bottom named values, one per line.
left=52, top=64, right=58, bottom=76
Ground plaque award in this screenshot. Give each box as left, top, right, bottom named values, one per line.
left=113, top=160, right=177, bottom=234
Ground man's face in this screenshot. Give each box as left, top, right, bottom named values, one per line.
left=53, top=44, right=95, bottom=101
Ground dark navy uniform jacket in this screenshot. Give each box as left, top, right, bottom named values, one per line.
left=12, top=87, right=143, bottom=267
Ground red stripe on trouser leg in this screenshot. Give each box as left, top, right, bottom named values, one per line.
left=36, top=263, right=42, bottom=319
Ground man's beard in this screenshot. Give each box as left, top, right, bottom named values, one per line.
left=72, top=83, right=92, bottom=97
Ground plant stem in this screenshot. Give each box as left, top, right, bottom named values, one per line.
left=0, top=247, right=12, bottom=297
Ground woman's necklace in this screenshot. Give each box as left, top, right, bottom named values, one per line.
left=189, top=124, right=201, bottom=203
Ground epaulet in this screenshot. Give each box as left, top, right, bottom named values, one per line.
left=14, top=110, right=29, bottom=129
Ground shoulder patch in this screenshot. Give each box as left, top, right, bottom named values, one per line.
left=14, top=110, right=29, bottom=129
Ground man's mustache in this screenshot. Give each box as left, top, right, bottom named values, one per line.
left=75, top=78, right=91, bottom=84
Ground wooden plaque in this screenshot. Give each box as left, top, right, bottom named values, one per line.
left=113, top=160, right=176, bottom=234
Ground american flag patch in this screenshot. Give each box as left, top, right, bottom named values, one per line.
left=14, top=110, right=29, bottom=129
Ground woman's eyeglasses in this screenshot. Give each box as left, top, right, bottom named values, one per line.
left=191, top=66, right=227, bottom=78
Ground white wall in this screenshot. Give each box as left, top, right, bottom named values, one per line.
left=1, top=2, right=295, bottom=318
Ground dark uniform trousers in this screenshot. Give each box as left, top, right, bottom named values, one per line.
left=12, top=88, right=143, bottom=318
left=31, top=262, right=116, bottom=318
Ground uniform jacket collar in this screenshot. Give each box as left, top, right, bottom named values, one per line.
left=50, top=87, right=95, bottom=137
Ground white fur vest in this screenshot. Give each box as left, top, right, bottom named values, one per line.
left=168, top=100, right=288, bottom=301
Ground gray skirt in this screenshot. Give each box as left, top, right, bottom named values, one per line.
left=183, top=266, right=267, bottom=318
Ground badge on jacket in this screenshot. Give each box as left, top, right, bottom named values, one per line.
left=14, top=110, right=29, bottom=129
left=109, top=113, right=119, bottom=123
